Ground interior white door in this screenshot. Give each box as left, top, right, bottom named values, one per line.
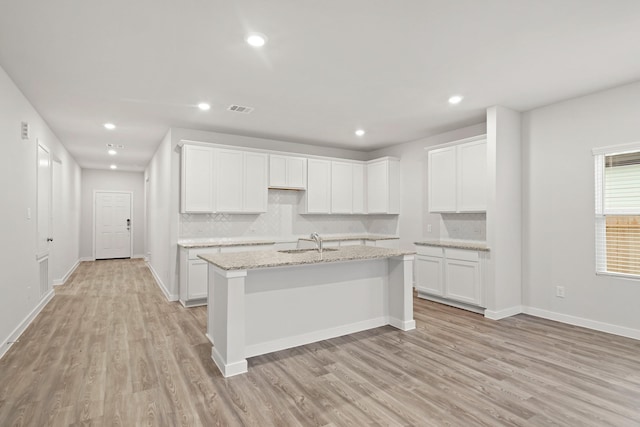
left=95, top=192, right=132, bottom=259
left=37, top=142, right=52, bottom=258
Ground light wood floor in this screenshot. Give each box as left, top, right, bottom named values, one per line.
left=1, top=259, right=639, bottom=426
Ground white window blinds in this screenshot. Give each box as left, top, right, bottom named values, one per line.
left=594, top=146, right=640, bottom=277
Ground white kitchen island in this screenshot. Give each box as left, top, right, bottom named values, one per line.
left=199, top=246, right=415, bottom=377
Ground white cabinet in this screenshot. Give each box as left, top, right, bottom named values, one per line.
left=179, top=244, right=274, bottom=307
left=352, top=163, right=365, bottom=214
left=428, top=138, right=487, bottom=213
left=367, top=157, right=400, bottom=214
left=458, top=140, right=488, bottom=212
left=416, top=247, right=445, bottom=296
left=427, top=146, right=457, bottom=212
left=179, top=247, right=219, bottom=306
left=269, top=155, right=307, bottom=189
left=415, top=246, right=485, bottom=309
left=304, top=159, right=332, bottom=213
left=180, top=145, right=215, bottom=213
left=331, top=161, right=354, bottom=214
left=215, top=149, right=268, bottom=213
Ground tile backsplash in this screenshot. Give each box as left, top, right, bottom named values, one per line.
left=440, top=213, right=486, bottom=241
left=180, top=190, right=398, bottom=239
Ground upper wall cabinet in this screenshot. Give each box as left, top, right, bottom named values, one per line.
left=367, top=157, right=400, bottom=214
left=428, top=137, right=487, bottom=213
left=180, top=143, right=267, bottom=214
left=181, top=144, right=215, bottom=213
left=330, top=161, right=365, bottom=214
left=304, top=159, right=332, bottom=213
left=216, top=149, right=268, bottom=213
left=269, top=154, right=307, bottom=190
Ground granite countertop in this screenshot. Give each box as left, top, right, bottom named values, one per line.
left=298, top=234, right=399, bottom=242
left=178, top=239, right=276, bottom=249
left=198, top=245, right=414, bottom=271
left=414, top=240, right=490, bottom=251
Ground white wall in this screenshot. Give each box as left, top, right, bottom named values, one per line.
left=522, top=80, right=640, bottom=337
left=368, top=123, right=487, bottom=250
left=485, top=106, right=522, bottom=319
left=145, top=130, right=176, bottom=299
left=79, top=169, right=145, bottom=259
left=0, top=64, right=81, bottom=357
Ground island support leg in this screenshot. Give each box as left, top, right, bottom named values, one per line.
left=209, top=266, right=248, bottom=377
left=388, top=255, right=416, bottom=331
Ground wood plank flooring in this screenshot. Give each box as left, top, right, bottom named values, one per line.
left=1, top=258, right=639, bottom=426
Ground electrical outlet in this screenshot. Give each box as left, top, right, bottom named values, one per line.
left=556, top=286, right=565, bottom=298
left=427, top=224, right=432, bottom=233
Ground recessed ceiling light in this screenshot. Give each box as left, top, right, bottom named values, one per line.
left=246, top=33, right=267, bottom=47
left=110, top=164, right=117, bottom=170
left=355, top=129, right=365, bottom=137
left=448, top=95, right=464, bottom=105
left=108, top=149, right=117, bottom=155
left=104, top=123, right=116, bottom=130
left=198, top=103, right=211, bottom=111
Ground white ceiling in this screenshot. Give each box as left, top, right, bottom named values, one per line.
left=1, top=1, right=639, bottom=171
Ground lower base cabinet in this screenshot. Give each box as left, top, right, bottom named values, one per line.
left=415, top=246, right=486, bottom=309
left=179, top=244, right=275, bottom=307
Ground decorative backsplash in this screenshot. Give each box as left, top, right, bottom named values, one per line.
left=440, top=213, right=486, bottom=241
left=180, top=190, right=398, bottom=239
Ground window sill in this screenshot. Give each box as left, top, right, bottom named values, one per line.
left=596, top=271, right=640, bottom=281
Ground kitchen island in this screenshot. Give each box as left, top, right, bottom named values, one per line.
left=199, top=245, right=415, bottom=377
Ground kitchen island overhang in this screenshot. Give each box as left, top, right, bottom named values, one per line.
left=199, top=246, right=416, bottom=377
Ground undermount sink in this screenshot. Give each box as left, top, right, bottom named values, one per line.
left=278, top=248, right=338, bottom=254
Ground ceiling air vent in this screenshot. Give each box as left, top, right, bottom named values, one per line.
left=227, top=104, right=254, bottom=114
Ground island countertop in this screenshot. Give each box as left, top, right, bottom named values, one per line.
left=198, top=245, right=414, bottom=271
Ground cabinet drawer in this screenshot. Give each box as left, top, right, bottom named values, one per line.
left=444, top=248, right=479, bottom=262
left=416, top=246, right=444, bottom=257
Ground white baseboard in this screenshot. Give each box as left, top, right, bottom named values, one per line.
left=146, top=262, right=178, bottom=302
left=523, top=306, right=640, bottom=341
left=79, top=256, right=94, bottom=262
left=484, top=305, right=523, bottom=320
left=212, top=347, right=248, bottom=378
left=0, top=289, right=55, bottom=360
left=132, top=254, right=146, bottom=259
left=52, top=259, right=81, bottom=286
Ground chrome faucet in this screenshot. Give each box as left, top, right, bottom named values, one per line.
left=310, top=232, right=323, bottom=254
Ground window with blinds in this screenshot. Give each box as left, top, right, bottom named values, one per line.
left=594, top=146, right=640, bottom=278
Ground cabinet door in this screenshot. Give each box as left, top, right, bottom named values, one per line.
left=269, top=155, right=288, bottom=188
left=367, top=160, right=388, bottom=213
left=306, top=159, right=331, bottom=213
left=331, top=161, right=353, bottom=213
left=215, top=149, right=243, bottom=212
left=287, top=156, right=307, bottom=189
left=352, top=163, right=365, bottom=214
left=244, top=152, right=268, bottom=213
left=416, top=255, right=444, bottom=296
left=444, top=258, right=481, bottom=305
left=458, top=140, right=487, bottom=212
left=428, top=146, right=457, bottom=213
left=188, top=259, right=208, bottom=300
left=181, top=145, right=215, bottom=213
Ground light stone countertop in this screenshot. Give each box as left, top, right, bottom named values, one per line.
left=414, top=240, right=490, bottom=251
left=298, top=234, right=399, bottom=242
left=198, top=245, right=414, bottom=271
left=178, top=240, right=276, bottom=249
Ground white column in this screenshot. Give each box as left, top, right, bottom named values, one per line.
left=388, top=254, right=416, bottom=331
left=208, top=265, right=248, bottom=377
